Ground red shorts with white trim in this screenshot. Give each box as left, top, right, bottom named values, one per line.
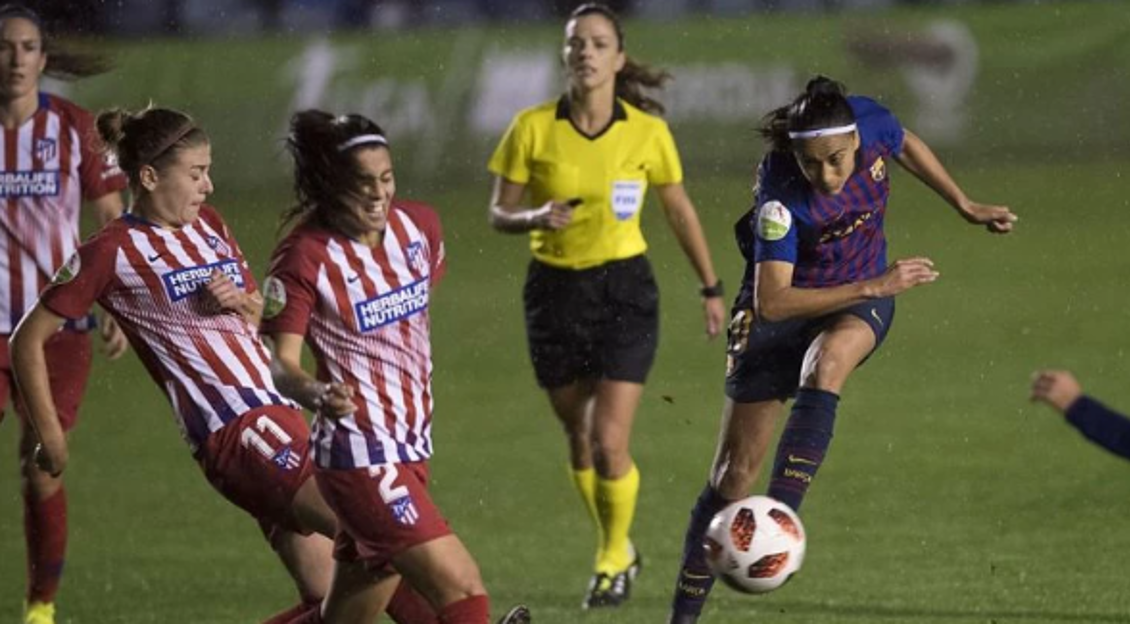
left=316, top=461, right=451, bottom=570
left=196, top=405, right=314, bottom=534
left=0, top=330, right=92, bottom=431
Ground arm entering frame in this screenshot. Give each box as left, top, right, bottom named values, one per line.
left=10, top=305, right=71, bottom=476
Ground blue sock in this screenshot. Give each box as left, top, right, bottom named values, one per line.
left=670, top=484, right=729, bottom=617
left=767, top=388, right=839, bottom=512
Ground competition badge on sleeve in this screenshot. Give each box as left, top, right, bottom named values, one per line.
left=756, top=201, right=792, bottom=241
left=51, top=252, right=82, bottom=285
left=262, top=276, right=287, bottom=320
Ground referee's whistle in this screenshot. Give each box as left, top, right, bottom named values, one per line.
left=566, top=197, right=584, bottom=208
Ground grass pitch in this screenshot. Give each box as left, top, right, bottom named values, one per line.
left=2, top=159, right=1130, bottom=623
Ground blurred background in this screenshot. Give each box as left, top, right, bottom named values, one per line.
left=36, top=0, right=1074, bottom=36
left=4, top=1, right=1130, bottom=623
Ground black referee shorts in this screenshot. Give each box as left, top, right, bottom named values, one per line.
left=523, top=255, right=659, bottom=389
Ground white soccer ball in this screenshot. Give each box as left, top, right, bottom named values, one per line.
left=704, top=495, right=806, bottom=594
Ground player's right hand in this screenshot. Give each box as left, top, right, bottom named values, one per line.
left=312, top=381, right=356, bottom=419
left=33, top=440, right=67, bottom=477
left=530, top=200, right=576, bottom=231
left=870, top=257, right=938, bottom=297
left=1030, top=369, right=1082, bottom=414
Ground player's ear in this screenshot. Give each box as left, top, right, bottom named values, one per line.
left=139, top=165, right=159, bottom=192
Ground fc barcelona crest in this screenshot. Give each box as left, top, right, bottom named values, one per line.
left=870, top=157, right=886, bottom=182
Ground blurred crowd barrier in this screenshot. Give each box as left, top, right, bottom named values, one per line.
left=49, top=1, right=1129, bottom=194
left=41, top=0, right=1054, bottom=35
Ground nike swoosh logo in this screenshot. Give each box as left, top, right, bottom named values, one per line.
left=787, top=454, right=818, bottom=466
left=147, top=253, right=163, bottom=262
left=347, top=274, right=361, bottom=284
left=870, top=308, right=883, bottom=327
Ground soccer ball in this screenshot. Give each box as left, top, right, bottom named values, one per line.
left=704, top=495, right=806, bottom=594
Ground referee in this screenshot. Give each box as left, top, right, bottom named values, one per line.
left=486, top=2, right=725, bottom=610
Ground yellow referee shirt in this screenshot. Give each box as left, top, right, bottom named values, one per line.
left=488, top=97, right=684, bottom=270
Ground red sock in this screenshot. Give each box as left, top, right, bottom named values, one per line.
left=386, top=581, right=439, bottom=624
left=24, top=486, right=67, bottom=603
left=262, top=599, right=321, bottom=624
left=439, top=595, right=489, bottom=624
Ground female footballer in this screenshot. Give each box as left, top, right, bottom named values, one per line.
left=260, top=109, right=530, bottom=624
left=9, top=105, right=341, bottom=624
left=486, top=3, right=726, bottom=609
left=0, top=6, right=128, bottom=623
left=666, top=76, right=1017, bottom=624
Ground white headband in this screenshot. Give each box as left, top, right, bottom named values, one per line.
left=337, top=134, right=388, bottom=152
left=787, top=123, right=857, bottom=140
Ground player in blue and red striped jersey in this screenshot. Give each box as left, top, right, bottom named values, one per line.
left=260, top=110, right=530, bottom=624
left=0, top=6, right=128, bottom=623
left=667, top=76, right=1017, bottom=623
left=9, top=105, right=342, bottom=624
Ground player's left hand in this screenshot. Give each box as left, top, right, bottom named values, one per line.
left=1030, top=369, right=1082, bottom=414
left=961, top=201, right=1017, bottom=234
left=98, top=314, right=129, bottom=360
left=703, top=296, right=725, bottom=339
left=204, top=269, right=245, bottom=313
left=33, top=440, right=67, bottom=477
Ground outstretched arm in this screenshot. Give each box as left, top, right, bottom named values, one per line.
left=894, top=130, right=1017, bottom=233
left=754, top=258, right=939, bottom=323
left=1031, top=370, right=1130, bottom=461
left=655, top=183, right=724, bottom=338
left=10, top=305, right=71, bottom=475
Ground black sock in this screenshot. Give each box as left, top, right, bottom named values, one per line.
left=767, top=388, right=839, bottom=512
left=670, top=484, right=730, bottom=617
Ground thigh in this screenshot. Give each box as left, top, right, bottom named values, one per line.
left=591, top=380, right=644, bottom=443
left=799, top=314, right=881, bottom=393
left=197, top=406, right=315, bottom=533
left=393, top=534, right=484, bottom=609
left=321, top=559, right=400, bottom=624
left=318, top=461, right=452, bottom=572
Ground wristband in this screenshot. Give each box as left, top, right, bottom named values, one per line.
left=700, top=280, right=724, bottom=298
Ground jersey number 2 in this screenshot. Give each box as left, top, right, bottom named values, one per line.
left=367, top=464, right=409, bottom=503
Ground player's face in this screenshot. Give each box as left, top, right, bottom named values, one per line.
left=346, top=146, right=394, bottom=243
left=0, top=17, right=46, bottom=104
left=563, top=14, right=625, bottom=94
left=145, top=143, right=213, bottom=229
left=793, top=132, right=860, bottom=196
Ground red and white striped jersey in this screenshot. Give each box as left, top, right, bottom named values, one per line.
left=40, top=205, right=298, bottom=454
left=0, top=93, right=126, bottom=333
left=260, top=199, right=446, bottom=469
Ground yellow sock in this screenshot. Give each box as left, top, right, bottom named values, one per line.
left=571, top=466, right=604, bottom=564
left=595, top=463, right=640, bottom=574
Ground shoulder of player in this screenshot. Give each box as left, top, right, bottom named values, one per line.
left=194, top=203, right=231, bottom=232
left=511, top=99, right=561, bottom=127
left=618, top=100, right=673, bottom=136
left=391, top=198, right=441, bottom=229
left=757, top=152, right=806, bottom=205
left=848, top=95, right=899, bottom=139
left=40, top=93, right=94, bottom=125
